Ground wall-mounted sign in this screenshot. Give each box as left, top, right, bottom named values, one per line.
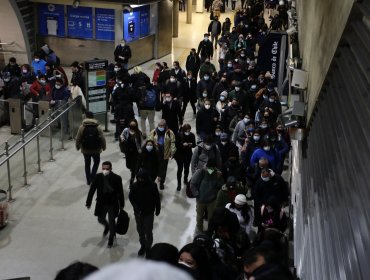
left=67, top=6, right=93, bottom=39
left=95, top=8, right=115, bottom=41
left=38, top=3, right=65, bottom=37
left=140, top=6, right=150, bottom=37
left=123, top=10, right=140, bottom=42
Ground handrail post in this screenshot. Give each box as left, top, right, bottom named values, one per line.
left=48, top=109, right=54, bottom=162
left=5, top=142, right=15, bottom=202
left=60, top=114, right=65, bottom=150
left=35, top=118, right=42, bottom=173
left=21, top=129, right=29, bottom=187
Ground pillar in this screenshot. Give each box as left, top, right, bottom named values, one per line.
left=173, top=0, right=179, bottom=38
left=186, top=0, right=192, bottom=23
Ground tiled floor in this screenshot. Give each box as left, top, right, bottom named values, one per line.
left=0, top=9, right=238, bottom=280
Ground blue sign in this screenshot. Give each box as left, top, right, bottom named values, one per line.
left=38, top=3, right=65, bottom=37
left=95, top=8, right=115, bottom=41
left=67, top=6, right=93, bottom=39
left=123, top=10, right=140, bottom=42
left=140, top=6, right=150, bottom=37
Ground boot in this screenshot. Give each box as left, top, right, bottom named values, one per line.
left=138, top=246, right=145, bottom=256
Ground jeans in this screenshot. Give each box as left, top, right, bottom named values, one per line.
left=98, top=204, right=116, bottom=240
left=139, top=109, right=155, bottom=136
left=84, top=153, right=100, bottom=185
left=135, top=213, right=154, bottom=252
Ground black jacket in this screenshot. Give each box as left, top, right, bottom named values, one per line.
left=174, top=131, right=196, bottom=161
left=136, top=148, right=160, bottom=181
left=183, top=78, right=197, bottom=103
left=129, top=180, right=161, bottom=215
left=86, top=172, right=125, bottom=217
left=186, top=54, right=201, bottom=75
left=208, top=20, right=222, bottom=35
left=114, top=44, right=132, bottom=64
left=196, top=107, right=219, bottom=135
left=197, top=39, right=214, bottom=58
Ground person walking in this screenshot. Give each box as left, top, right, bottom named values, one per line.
left=136, top=139, right=160, bottom=182
left=185, top=49, right=201, bottom=81
left=174, top=124, right=196, bottom=190
left=156, top=92, right=183, bottom=135
left=190, top=160, right=224, bottom=233
left=197, top=33, right=214, bottom=63
left=129, top=170, right=161, bottom=256
left=148, top=119, right=176, bottom=190
left=86, top=161, right=125, bottom=248
left=208, top=16, right=222, bottom=49
left=76, top=111, right=106, bottom=185
left=120, top=119, right=144, bottom=187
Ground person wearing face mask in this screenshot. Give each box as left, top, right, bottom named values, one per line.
left=216, top=176, right=247, bottom=208
left=232, top=114, right=253, bottom=146
left=191, top=136, right=222, bottom=174
left=135, top=140, right=159, bottom=182
left=208, top=15, right=222, bottom=50
left=170, top=61, right=186, bottom=84
left=195, top=99, right=220, bottom=141
left=240, top=129, right=264, bottom=176
left=213, top=125, right=223, bottom=142
left=2, top=57, right=21, bottom=78
left=196, top=71, right=215, bottom=103
left=129, top=169, right=161, bottom=256
left=181, top=71, right=197, bottom=116
left=148, top=119, right=176, bottom=190
left=178, top=243, right=212, bottom=280
left=216, top=90, right=229, bottom=114
left=190, top=159, right=224, bottom=234
left=51, top=78, right=71, bottom=137
left=156, top=92, right=183, bottom=135
left=114, top=39, right=132, bottom=70
left=31, top=52, right=47, bottom=77
left=199, top=60, right=216, bottom=80
left=250, top=139, right=280, bottom=172
left=260, top=92, right=282, bottom=123
left=164, top=74, right=183, bottom=100
left=76, top=111, right=107, bottom=185
left=197, top=33, right=214, bottom=63
left=21, top=64, right=35, bottom=84
left=253, top=169, right=289, bottom=227
left=86, top=161, right=124, bottom=248
left=120, top=119, right=144, bottom=187
left=30, top=74, right=51, bottom=101
left=1, top=71, right=21, bottom=99
left=174, top=124, right=196, bottom=190
left=186, top=48, right=201, bottom=82
left=226, top=194, right=254, bottom=237
left=213, top=72, right=229, bottom=100
left=217, top=132, right=238, bottom=168
left=221, top=98, right=241, bottom=134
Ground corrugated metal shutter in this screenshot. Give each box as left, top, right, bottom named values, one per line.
left=293, top=2, right=370, bottom=279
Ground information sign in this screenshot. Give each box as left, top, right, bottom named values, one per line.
left=95, top=8, right=115, bottom=41
left=38, top=3, right=65, bottom=37
left=67, top=6, right=93, bottom=39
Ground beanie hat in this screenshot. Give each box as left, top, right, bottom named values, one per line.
left=234, top=194, right=247, bottom=206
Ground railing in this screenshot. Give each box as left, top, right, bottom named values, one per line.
left=0, top=97, right=82, bottom=202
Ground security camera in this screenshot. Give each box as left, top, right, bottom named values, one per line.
left=72, top=0, right=80, bottom=8
left=286, top=26, right=297, bottom=35
left=123, top=5, right=133, bottom=12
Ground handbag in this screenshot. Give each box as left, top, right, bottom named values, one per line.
left=119, top=139, right=126, bottom=154
left=116, top=209, right=130, bottom=235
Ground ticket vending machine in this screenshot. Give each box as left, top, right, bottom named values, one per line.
left=84, top=59, right=108, bottom=131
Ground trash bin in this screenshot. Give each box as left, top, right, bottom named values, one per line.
left=0, top=189, right=9, bottom=229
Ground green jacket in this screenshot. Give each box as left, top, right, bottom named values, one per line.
left=191, top=168, right=224, bottom=203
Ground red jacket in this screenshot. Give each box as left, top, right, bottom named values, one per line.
left=30, top=81, right=51, bottom=98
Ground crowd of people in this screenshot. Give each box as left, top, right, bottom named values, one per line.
left=1, top=1, right=295, bottom=279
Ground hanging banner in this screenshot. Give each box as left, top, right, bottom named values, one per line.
left=95, top=8, right=115, bottom=41
left=257, top=32, right=288, bottom=87
left=67, top=6, right=93, bottom=39
left=38, top=3, right=65, bottom=37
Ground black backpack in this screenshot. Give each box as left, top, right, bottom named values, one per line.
left=81, top=125, right=102, bottom=150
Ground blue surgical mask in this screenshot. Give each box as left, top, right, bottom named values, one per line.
left=158, top=127, right=165, bottom=132
left=204, top=75, right=209, bottom=80
left=146, top=145, right=153, bottom=152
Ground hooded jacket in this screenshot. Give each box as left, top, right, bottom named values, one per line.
left=75, top=118, right=106, bottom=154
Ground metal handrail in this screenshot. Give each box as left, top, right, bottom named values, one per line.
left=0, top=98, right=79, bottom=167
left=0, top=41, right=15, bottom=46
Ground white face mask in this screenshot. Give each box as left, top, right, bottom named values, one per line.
left=253, top=135, right=260, bottom=141
left=221, top=141, right=227, bottom=145
left=260, top=124, right=268, bottom=129
left=269, top=98, right=275, bottom=103
left=34, top=58, right=40, bottom=62
left=244, top=118, right=250, bottom=123
left=178, top=261, right=193, bottom=268
left=202, top=92, right=208, bottom=97
left=204, top=37, right=209, bottom=41
left=165, top=97, right=172, bottom=102
left=184, top=131, right=190, bottom=136
left=261, top=176, right=270, bottom=182
left=114, top=67, right=119, bottom=72
left=22, top=69, right=28, bottom=74
left=235, top=87, right=240, bottom=91
left=102, top=170, right=110, bottom=176
left=263, top=146, right=271, bottom=151
left=56, top=74, right=61, bottom=78
left=215, top=131, right=221, bottom=136
left=204, top=144, right=211, bottom=150
left=4, top=78, right=10, bottom=82
left=227, top=63, right=233, bottom=67
left=146, top=145, right=153, bottom=152
left=120, top=43, right=125, bottom=47
left=55, top=84, right=61, bottom=89
left=204, top=75, right=209, bottom=80
left=170, top=78, right=176, bottom=83
left=220, top=96, right=226, bottom=101
left=204, top=104, right=211, bottom=109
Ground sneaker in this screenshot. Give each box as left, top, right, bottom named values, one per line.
left=138, top=246, right=145, bottom=256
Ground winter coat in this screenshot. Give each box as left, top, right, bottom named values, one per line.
left=156, top=100, right=183, bottom=134
left=174, top=131, right=196, bottom=162
left=190, top=168, right=224, bottom=203
left=197, top=39, right=214, bottom=59
left=148, top=128, right=176, bottom=160
left=75, top=118, right=106, bottom=154
left=86, top=172, right=124, bottom=217
left=129, top=180, right=161, bottom=215
left=186, top=54, right=201, bottom=76
left=136, top=149, right=160, bottom=181
left=183, top=78, right=197, bottom=103
left=191, top=143, right=222, bottom=174
left=196, top=107, right=219, bottom=136
left=114, top=44, right=132, bottom=64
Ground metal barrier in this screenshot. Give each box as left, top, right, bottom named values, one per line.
left=0, top=97, right=82, bottom=202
